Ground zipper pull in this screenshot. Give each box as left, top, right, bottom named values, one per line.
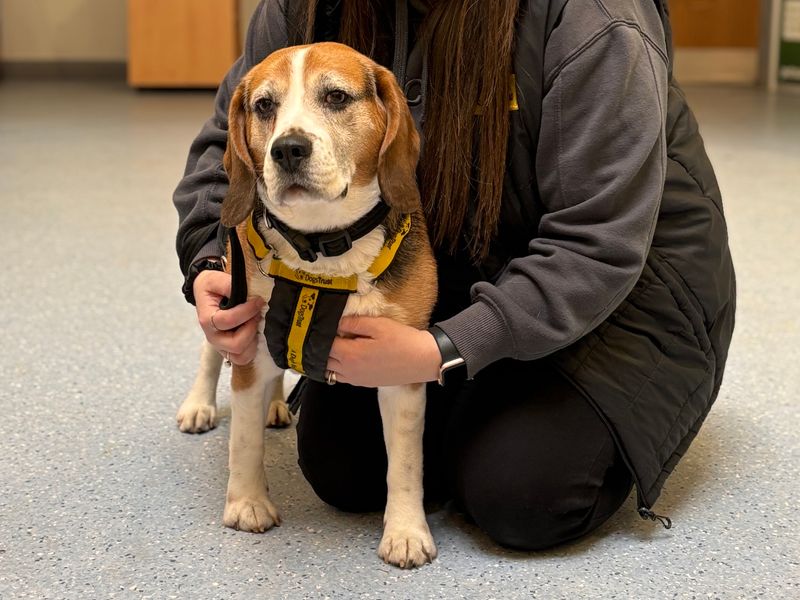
left=638, top=507, right=673, bottom=529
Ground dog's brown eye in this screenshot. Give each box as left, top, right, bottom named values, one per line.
left=254, top=97, right=275, bottom=117
left=325, top=90, right=350, bottom=106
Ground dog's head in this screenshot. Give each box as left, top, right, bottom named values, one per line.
left=220, top=42, right=420, bottom=231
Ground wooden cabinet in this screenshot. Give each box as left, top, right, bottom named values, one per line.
left=670, top=0, right=762, bottom=84
left=127, top=0, right=240, bottom=88
left=670, top=0, right=761, bottom=48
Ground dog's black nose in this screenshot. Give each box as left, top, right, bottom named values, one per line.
left=271, top=134, right=312, bottom=173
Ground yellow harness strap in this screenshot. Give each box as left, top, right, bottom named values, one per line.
left=246, top=213, right=271, bottom=261
left=285, top=286, right=318, bottom=373
left=268, top=261, right=358, bottom=292
left=246, top=212, right=412, bottom=283
left=367, top=213, right=412, bottom=277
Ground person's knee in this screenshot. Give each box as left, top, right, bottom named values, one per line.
left=471, top=502, right=585, bottom=550
left=459, top=467, right=591, bottom=550
left=456, top=443, right=631, bottom=550
left=297, top=450, right=387, bottom=513
left=294, top=381, right=388, bottom=513
left=295, top=415, right=386, bottom=513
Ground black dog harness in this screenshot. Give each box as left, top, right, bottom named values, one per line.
left=227, top=201, right=411, bottom=384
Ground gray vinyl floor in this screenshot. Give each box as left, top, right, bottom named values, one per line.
left=1, top=79, right=798, bottom=600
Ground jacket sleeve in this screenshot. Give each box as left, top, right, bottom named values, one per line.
left=173, top=0, right=287, bottom=278
left=435, top=22, right=669, bottom=377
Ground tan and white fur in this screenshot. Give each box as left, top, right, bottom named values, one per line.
left=176, top=43, right=438, bottom=568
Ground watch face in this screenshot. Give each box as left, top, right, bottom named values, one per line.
left=441, top=357, right=466, bottom=372
left=438, top=357, right=466, bottom=386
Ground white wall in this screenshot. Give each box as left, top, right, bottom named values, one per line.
left=0, top=0, right=261, bottom=62
left=1, top=0, right=127, bottom=61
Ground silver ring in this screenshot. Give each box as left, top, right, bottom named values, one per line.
left=210, top=309, right=222, bottom=332
left=224, top=352, right=232, bottom=368
left=325, top=370, right=337, bottom=386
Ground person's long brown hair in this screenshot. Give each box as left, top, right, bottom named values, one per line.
left=300, top=0, right=519, bottom=262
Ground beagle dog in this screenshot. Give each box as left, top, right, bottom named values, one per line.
left=176, top=42, right=438, bottom=568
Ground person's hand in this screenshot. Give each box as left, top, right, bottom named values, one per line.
left=326, top=316, right=442, bottom=387
left=194, top=269, right=265, bottom=366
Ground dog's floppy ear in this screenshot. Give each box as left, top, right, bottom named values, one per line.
left=375, top=66, right=421, bottom=213
left=221, top=83, right=257, bottom=227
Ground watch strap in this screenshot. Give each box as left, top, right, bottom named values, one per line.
left=428, top=325, right=466, bottom=386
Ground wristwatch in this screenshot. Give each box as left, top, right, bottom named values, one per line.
left=182, top=257, right=225, bottom=305
left=428, top=325, right=467, bottom=386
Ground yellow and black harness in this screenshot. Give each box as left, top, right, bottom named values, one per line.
left=223, top=200, right=411, bottom=384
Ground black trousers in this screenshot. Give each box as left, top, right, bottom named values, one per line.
left=294, top=358, right=634, bottom=551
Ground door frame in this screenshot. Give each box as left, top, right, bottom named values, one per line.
left=759, top=0, right=787, bottom=89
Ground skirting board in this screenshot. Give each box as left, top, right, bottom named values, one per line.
left=0, top=61, right=126, bottom=81
left=674, top=48, right=759, bottom=85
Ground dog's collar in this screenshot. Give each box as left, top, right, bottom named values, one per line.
left=246, top=209, right=412, bottom=289
left=253, top=199, right=391, bottom=263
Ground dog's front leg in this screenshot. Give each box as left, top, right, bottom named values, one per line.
left=377, top=384, right=437, bottom=568
left=176, top=340, right=222, bottom=433
left=223, top=336, right=283, bottom=533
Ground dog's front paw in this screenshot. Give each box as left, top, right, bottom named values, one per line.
left=266, top=399, right=292, bottom=428
left=223, top=495, right=281, bottom=533
left=176, top=403, right=217, bottom=433
left=378, top=524, right=437, bottom=568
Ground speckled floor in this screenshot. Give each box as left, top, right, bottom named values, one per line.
left=0, top=79, right=798, bottom=599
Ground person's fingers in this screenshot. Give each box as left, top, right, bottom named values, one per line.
left=213, top=314, right=261, bottom=355
left=327, top=335, right=356, bottom=361
left=326, top=356, right=343, bottom=372
left=217, top=316, right=260, bottom=365
left=227, top=315, right=261, bottom=354
left=227, top=342, right=258, bottom=366
left=194, top=269, right=232, bottom=298
left=324, top=357, right=348, bottom=385
left=326, top=337, right=368, bottom=382
left=336, top=315, right=379, bottom=337
left=201, top=297, right=265, bottom=333
left=330, top=371, right=348, bottom=385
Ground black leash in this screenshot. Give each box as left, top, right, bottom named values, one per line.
left=219, top=228, right=248, bottom=310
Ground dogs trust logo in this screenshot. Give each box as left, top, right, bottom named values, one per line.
left=292, top=270, right=336, bottom=288
left=294, top=289, right=317, bottom=329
